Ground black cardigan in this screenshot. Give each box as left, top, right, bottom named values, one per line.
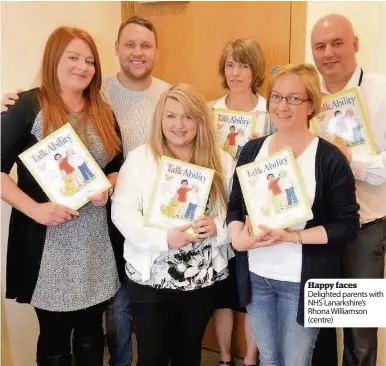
left=226, top=136, right=360, bottom=325
left=1, top=89, right=125, bottom=303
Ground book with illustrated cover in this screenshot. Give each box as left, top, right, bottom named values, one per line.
left=212, top=108, right=259, bottom=161
left=310, top=87, right=376, bottom=154
left=19, top=123, right=111, bottom=210
left=144, top=156, right=215, bottom=232
left=236, top=147, right=313, bottom=234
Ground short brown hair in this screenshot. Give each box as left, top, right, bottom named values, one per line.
left=218, top=38, right=265, bottom=94
left=267, top=63, right=322, bottom=125
left=117, top=15, right=158, bottom=47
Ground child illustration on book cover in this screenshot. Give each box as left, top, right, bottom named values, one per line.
left=67, top=147, right=95, bottom=184
left=279, top=171, right=298, bottom=206
left=327, top=108, right=364, bottom=147
left=54, top=153, right=78, bottom=196
left=20, top=124, right=111, bottom=210
left=237, top=148, right=313, bottom=232
left=160, top=179, right=202, bottom=221
left=235, top=128, right=248, bottom=160
left=184, top=185, right=200, bottom=221
left=261, top=171, right=300, bottom=216
left=149, top=158, right=214, bottom=230
left=53, top=146, right=95, bottom=197
left=174, top=179, right=191, bottom=218
left=266, top=173, right=283, bottom=214
left=344, top=109, right=364, bottom=144
left=223, top=125, right=238, bottom=158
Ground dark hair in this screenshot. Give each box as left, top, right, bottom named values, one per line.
left=54, top=153, right=62, bottom=160
left=181, top=179, right=188, bottom=185
left=267, top=173, right=274, bottom=179
left=334, top=110, right=342, bottom=116
left=117, top=15, right=158, bottom=47
left=230, top=126, right=235, bottom=130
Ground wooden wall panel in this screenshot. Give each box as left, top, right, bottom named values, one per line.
left=129, top=1, right=292, bottom=101
left=290, top=1, right=307, bottom=63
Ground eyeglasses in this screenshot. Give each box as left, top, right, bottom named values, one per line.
left=268, top=93, right=310, bottom=105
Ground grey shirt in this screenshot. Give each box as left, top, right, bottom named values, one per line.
left=30, top=112, right=119, bottom=311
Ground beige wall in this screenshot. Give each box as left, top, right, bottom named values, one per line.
left=0, top=2, right=121, bottom=365
left=306, top=4, right=386, bottom=366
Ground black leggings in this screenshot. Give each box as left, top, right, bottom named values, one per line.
left=131, top=285, right=215, bottom=366
left=34, top=301, right=107, bottom=358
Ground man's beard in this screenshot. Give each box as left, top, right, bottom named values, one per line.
left=121, top=63, right=153, bottom=82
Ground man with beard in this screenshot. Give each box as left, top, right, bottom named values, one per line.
left=1, top=16, right=170, bottom=366
left=311, top=14, right=386, bottom=366
left=103, top=16, right=169, bottom=158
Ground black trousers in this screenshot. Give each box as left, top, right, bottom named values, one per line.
left=130, top=284, right=215, bottom=366
left=313, top=220, right=386, bottom=366
left=34, top=301, right=107, bottom=359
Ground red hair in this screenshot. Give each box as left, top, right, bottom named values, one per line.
left=38, top=26, right=120, bottom=159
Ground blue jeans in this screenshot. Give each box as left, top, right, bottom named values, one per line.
left=352, top=126, right=363, bottom=143
left=105, top=284, right=132, bottom=366
left=247, top=273, right=319, bottom=366
left=285, top=187, right=298, bottom=206
left=184, top=203, right=197, bottom=220
left=236, top=145, right=244, bottom=160
left=78, top=162, right=94, bottom=182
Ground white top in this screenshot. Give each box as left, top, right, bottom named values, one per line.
left=67, top=152, right=84, bottom=167
left=248, top=136, right=318, bottom=283
left=102, top=76, right=170, bottom=158
left=236, top=134, right=248, bottom=147
left=187, top=189, right=200, bottom=205
left=211, top=94, right=269, bottom=136
left=344, top=116, right=360, bottom=129
left=280, top=176, right=294, bottom=190
left=111, top=145, right=234, bottom=288
left=321, top=66, right=386, bottom=224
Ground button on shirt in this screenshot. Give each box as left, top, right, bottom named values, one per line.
left=321, top=66, right=386, bottom=224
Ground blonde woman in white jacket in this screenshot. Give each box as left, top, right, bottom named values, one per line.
left=112, top=83, right=234, bottom=366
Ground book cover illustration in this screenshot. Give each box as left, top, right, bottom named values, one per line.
left=236, top=147, right=313, bottom=234
left=212, top=108, right=257, bottom=161
left=144, top=156, right=215, bottom=232
left=310, top=87, right=376, bottom=154
left=19, top=123, right=111, bottom=210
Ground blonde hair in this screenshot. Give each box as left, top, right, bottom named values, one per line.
left=149, top=84, right=227, bottom=210
left=218, top=38, right=265, bottom=94
left=267, top=63, right=322, bottom=125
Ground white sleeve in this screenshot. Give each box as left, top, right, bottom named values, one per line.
left=350, top=150, right=386, bottom=185
left=111, top=152, right=169, bottom=252
left=350, top=100, right=386, bottom=186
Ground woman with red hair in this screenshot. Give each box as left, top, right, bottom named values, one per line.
left=1, top=27, right=123, bottom=366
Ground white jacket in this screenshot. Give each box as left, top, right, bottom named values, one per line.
left=111, top=144, right=235, bottom=282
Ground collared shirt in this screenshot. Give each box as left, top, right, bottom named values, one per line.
left=321, top=66, right=386, bottom=224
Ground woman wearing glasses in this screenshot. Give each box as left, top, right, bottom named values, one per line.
left=226, top=64, right=360, bottom=365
